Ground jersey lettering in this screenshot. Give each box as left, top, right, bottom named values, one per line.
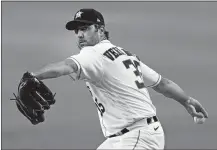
left=94, top=98, right=105, bottom=116
left=103, top=47, right=125, bottom=61
left=87, top=85, right=105, bottom=116
left=122, top=59, right=145, bottom=89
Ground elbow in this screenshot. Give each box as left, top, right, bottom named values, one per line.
left=152, top=78, right=173, bottom=97
left=152, top=77, right=167, bottom=92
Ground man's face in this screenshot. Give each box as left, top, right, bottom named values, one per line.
left=74, top=24, right=100, bottom=49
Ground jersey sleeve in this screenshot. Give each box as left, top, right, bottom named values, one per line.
left=66, top=47, right=103, bottom=82
left=140, top=62, right=161, bottom=87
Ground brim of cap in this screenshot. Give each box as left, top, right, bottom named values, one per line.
left=65, top=20, right=96, bottom=30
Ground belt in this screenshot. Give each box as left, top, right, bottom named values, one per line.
left=108, top=116, right=158, bottom=138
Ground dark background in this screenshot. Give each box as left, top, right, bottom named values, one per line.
left=2, top=2, right=217, bottom=149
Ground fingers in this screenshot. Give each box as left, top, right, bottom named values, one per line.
left=200, top=107, right=209, bottom=118
left=188, top=97, right=208, bottom=118
left=187, top=105, right=204, bottom=118
left=194, top=100, right=208, bottom=118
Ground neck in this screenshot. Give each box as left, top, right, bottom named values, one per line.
left=99, top=36, right=107, bottom=42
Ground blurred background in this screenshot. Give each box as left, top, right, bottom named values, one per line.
left=2, top=1, right=217, bottom=149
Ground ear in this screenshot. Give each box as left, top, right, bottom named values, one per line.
left=98, top=26, right=105, bottom=38
left=99, top=26, right=105, bottom=34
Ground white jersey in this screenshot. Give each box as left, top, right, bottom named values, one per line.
left=67, top=40, right=161, bottom=137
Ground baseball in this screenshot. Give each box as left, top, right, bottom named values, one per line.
left=193, top=117, right=206, bottom=124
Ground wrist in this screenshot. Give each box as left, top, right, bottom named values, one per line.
left=30, top=72, right=41, bottom=80
left=184, top=96, right=193, bottom=105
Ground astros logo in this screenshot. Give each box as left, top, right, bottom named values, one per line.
left=75, top=11, right=83, bottom=19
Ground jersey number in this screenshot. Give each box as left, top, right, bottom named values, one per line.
left=87, top=86, right=105, bottom=116
left=122, top=59, right=145, bottom=89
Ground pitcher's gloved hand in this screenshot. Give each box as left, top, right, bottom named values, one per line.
left=11, top=72, right=56, bottom=125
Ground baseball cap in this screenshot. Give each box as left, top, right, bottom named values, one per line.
left=66, top=8, right=105, bottom=30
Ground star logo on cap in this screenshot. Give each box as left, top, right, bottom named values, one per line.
left=75, top=11, right=83, bottom=19
left=97, top=18, right=100, bottom=22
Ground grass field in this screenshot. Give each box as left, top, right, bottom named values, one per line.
left=2, top=2, right=217, bottom=149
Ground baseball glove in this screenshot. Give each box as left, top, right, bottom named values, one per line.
left=11, top=72, right=56, bottom=125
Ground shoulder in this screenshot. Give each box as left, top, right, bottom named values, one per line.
left=80, top=46, right=95, bottom=53
left=79, top=40, right=117, bottom=58
left=92, top=40, right=116, bottom=54
left=78, top=47, right=101, bottom=60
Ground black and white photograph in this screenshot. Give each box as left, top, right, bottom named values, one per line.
left=1, top=1, right=217, bottom=149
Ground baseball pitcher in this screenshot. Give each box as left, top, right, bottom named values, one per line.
left=11, top=8, right=208, bottom=149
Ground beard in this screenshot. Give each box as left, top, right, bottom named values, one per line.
left=77, top=40, right=87, bottom=50
left=77, top=40, right=99, bottom=50
left=77, top=43, right=82, bottom=50
left=77, top=35, right=100, bottom=50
